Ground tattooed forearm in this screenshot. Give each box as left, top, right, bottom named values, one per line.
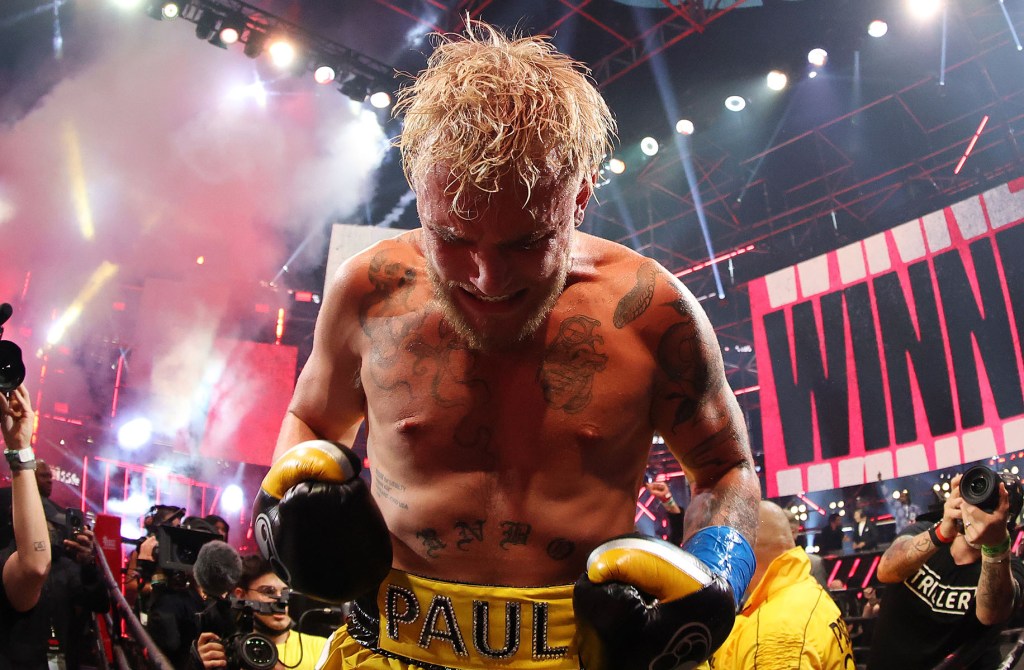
left=34, top=541, right=46, bottom=551
left=613, top=262, right=657, bottom=328
left=684, top=464, right=758, bottom=541
left=976, top=559, right=1014, bottom=621
left=877, top=534, right=937, bottom=583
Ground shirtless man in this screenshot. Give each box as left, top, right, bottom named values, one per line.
left=254, top=21, right=759, bottom=670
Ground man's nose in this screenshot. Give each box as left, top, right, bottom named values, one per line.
left=469, top=247, right=511, bottom=295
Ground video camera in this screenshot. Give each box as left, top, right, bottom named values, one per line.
left=960, top=465, right=1024, bottom=527
left=198, top=593, right=288, bottom=670
left=0, top=302, right=25, bottom=395
left=154, top=525, right=220, bottom=573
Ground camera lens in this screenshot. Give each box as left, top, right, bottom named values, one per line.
left=238, top=633, right=278, bottom=669
left=0, top=341, right=26, bottom=393
left=961, top=465, right=1000, bottom=512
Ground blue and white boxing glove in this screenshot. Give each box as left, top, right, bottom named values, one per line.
left=573, top=527, right=755, bottom=670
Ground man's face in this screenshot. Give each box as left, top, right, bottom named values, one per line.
left=238, top=572, right=291, bottom=634
left=417, top=167, right=587, bottom=351
left=35, top=463, right=53, bottom=498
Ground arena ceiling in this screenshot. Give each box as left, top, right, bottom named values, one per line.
left=3, top=0, right=1024, bottom=467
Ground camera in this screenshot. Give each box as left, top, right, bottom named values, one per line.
left=0, top=302, right=25, bottom=394
left=154, top=525, right=220, bottom=572
left=198, top=594, right=286, bottom=670
left=960, top=465, right=1024, bottom=525
left=63, top=508, right=85, bottom=543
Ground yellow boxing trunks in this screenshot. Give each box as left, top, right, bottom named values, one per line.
left=317, top=570, right=579, bottom=670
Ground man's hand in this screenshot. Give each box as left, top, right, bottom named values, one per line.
left=0, top=384, right=34, bottom=451
left=65, top=527, right=96, bottom=566
left=961, top=479, right=1011, bottom=548
left=939, top=473, right=964, bottom=541
left=645, top=481, right=671, bottom=501
left=196, top=632, right=227, bottom=669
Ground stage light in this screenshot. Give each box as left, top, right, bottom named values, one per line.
left=369, top=91, right=392, bottom=109
left=161, top=0, right=182, bottom=19
left=118, top=417, right=152, bottom=450
left=314, top=64, right=337, bottom=85
left=908, top=0, right=941, bottom=21
left=829, top=501, right=836, bottom=509
left=808, top=70, right=818, bottom=79
left=195, top=11, right=219, bottom=41
left=893, top=490, right=901, bottom=499
left=243, top=30, right=266, bottom=58
left=607, top=158, right=626, bottom=174
left=838, top=501, right=844, bottom=508
left=807, top=48, right=828, bottom=67
left=221, top=484, right=245, bottom=514
left=766, top=70, right=788, bottom=91
left=218, top=16, right=245, bottom=45
left=640, top=137, right=659, bottom=156
left=790, top=505, right=799, bottom=514
left=340, top=75, right=370, bottom=102
left=724, top=95, right=746, bottom=112
left=675, top=119, right=695, bottom=135
left=113, top=0, right=143, bottom=9
left=268, top=39, right=297, bottom=69
left=868, top=19, right=888, bottom=37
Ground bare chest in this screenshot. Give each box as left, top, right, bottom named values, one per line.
left=358, top=307, right=654, bottom=470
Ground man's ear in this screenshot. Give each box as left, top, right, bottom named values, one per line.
left=574, top=175, right=594, bottom=227
left=234, top=587, right=245, bottom=599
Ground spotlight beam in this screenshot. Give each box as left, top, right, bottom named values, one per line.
left=997, top=0, right=1024, bottom=51
left=939, top=5, right=947, bottom=86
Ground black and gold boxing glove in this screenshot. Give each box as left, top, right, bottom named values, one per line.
left=253, top=440, right=392, bottom=603
left=574, top=529, right=754, bottom=670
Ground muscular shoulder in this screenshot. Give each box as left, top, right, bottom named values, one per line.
left=571, top=233, right=691, bottom=329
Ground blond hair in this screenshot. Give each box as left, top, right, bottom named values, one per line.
left=394, top=21, right=616, bottom=210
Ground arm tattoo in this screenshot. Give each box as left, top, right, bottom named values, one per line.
left=656, top=312, right=717, bottom=429
left=976, top=559, right=1014, bottom=615
left=538, top=316, right=608, bottom=413
left=33, top=541, right=45, bottom=552
left=613, top=262, right=657, bottom=328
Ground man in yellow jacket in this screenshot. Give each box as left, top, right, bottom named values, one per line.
left=708, top=501, right=856, bottom=669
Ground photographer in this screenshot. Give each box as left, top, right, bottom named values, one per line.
left=867, top=471, right=1024, bottom=669
left=0, top=384, right=51, bottom=665
left=2, top=385, right=108, bottom=669
left=194, top=555, right=326, bottom=670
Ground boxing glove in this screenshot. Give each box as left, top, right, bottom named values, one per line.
left=574, top=528, right=755, bottom=670
left=253, top=440, right=392, bottom=604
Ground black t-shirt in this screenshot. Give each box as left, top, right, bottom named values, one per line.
left=0, top=546, right=30, bottom=670
left=867, top=522, right=1024, bottom=670
left=817, top=525, right=846, bottom=553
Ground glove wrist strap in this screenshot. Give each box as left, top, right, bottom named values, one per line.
left=681, top=526, right=755, bottom=610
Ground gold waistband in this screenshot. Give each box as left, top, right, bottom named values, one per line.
left=374, top=570, right=578, bottom=670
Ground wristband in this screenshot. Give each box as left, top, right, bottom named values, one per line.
left=4, top=447, right=36, bottom=472
left=982, top=535, right=1012, bottom=557
left=929, top=522, right=953, bottom=546
left=662, top=497, right=677, bottom=507
left=681, top=526, right=756, bottom=610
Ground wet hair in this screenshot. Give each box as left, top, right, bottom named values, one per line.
left=394, top=20, right=616, bottom=212
left=237, top=554, right=275, bottom=591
